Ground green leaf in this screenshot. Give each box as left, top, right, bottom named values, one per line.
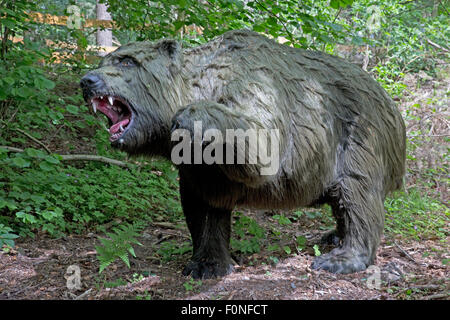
left=3, top=77, right=14, bottom=85
left=4, top=233, right=19, bottom=240
left=34, top=76, right=55, bottom=90
left=16, top=212, right=37, bottom=224
left=319, top=34, right=333, bottom=44
left=41, top=211, right=57, bottom=220
left=330, top=0, right=340, bottom=9
left=341, top=0, right=354, bottom=6
left=44, top=155, right=60, bottom=164
left=39, top=161, right=54, bottom=171
left=2, top=239, right=16, bottom=248
left=25, top=148, right=46, bottom=159
left=51, top=184, right=62, bottom=192
left=16, top=87, right=34, bottom=98
left=351, top=36, right=364, bottom=46
left=30, top=194, right=46, bottom=203
left=11, top=157, right=31, bottom=168
left=66, top=104, right=79, bottom=115
left=119, top=253, right=130, bottom=268
left=296, top=236, right=307, bottom=249
left=99, top=261, right=111, bottom=274
left=1, top=18, right=16, bottom=29
left=266, top=17, right=278, bottom=26
left=313, top=244, right=321, bottom=257
left=128, top=246, right=136, bottom=257
left=0, top=199, right=18, bottom=210
left=177, top=0, right=187, bottom=8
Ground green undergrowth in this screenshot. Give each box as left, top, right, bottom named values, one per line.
left=227, top=188, right=448, bottom=264
left=0, top=151, right=182, bottom=239
left=384, top=189, right=449, bottom=242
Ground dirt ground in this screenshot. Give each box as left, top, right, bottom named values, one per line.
left=0, top=66, right=448, bottom=301
left=0, top=211, right=448, bottom=300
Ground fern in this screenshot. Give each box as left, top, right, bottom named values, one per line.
left=95, top=223, right=143, bottom=273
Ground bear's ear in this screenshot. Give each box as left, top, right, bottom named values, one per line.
left=156, top=39, right=181, bottom=60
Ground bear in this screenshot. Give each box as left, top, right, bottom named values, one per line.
left=80, top=29, right=406, bottom=279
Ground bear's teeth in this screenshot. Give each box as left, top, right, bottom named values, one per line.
left=108, top=96, right=114, bottom=105
left=92, top=101, right=97, bottom=113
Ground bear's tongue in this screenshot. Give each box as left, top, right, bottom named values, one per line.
left=109, top=118, right=130, bottom=134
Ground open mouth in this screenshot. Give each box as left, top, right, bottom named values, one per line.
left=90, top=95, right=133, bottom=142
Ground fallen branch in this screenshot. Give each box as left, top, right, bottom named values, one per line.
left=0, top=146, right=130, bottom=167
left=151, top=222, right=183, bottom=230
left=1, top=146, right=23, bottom=153
left=60, top=154, right=130, bottom=167
left=421, top=292, right=449, bottom=300
left=427, top=39, right=450, bottom=53
left=407, top=134, right=450, bottom=138
left=411, top=284, right=442, bottom=290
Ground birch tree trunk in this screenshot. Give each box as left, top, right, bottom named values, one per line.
left=96, top=0, right=112, bottom=56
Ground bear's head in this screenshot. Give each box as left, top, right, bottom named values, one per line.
left=80, top=40, right=183, bottom=155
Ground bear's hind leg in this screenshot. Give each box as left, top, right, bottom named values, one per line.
left=312, top=178, right=385, bottom=274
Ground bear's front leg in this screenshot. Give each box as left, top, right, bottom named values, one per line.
left=179, top=170, right=234, bottom=279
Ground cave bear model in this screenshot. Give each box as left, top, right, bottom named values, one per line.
left=80, top=30, right=406, bottom=279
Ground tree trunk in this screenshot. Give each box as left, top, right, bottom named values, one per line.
left=431, top=0, right=439, bottom=17
left=96, top=0, right=112, bottom=56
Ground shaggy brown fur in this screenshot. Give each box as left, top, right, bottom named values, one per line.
left=81, top=30, right=406, bottom=278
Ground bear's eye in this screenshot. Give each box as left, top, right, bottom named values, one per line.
left=117, top=57, right=136, bottom=67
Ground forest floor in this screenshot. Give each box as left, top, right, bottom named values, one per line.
left=0, top=68, right=448, bottom=300
left=0, top=221, right=448, bottom=300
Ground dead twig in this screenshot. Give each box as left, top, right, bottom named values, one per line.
left=427, top=39, right=450, bottom=53
left=14, top=128, right=52, bottom=154
left=407, top=134, right=450, bottom=138
left=0, top=146, right=22, bottom=153
left=155, top=234, right=174, bottom=245
left=58, top=154, right=130, bottom=167
left=151, top=222, right=183, bottom=230
left=393, top=241, right=418, bottom=264
left=411, top=284, right=442, bottom=290
left=0, top=145, right=130, bottom=167
left=74, top=288, right=93, bottom=300
left=157, top=229, right=190, bottom=240
left=421, top=292, right=449, bottom=300
left=0, top=107, right=20, bottom=131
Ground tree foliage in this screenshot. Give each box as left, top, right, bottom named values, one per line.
left=104, top=0, right=358, bottom=49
